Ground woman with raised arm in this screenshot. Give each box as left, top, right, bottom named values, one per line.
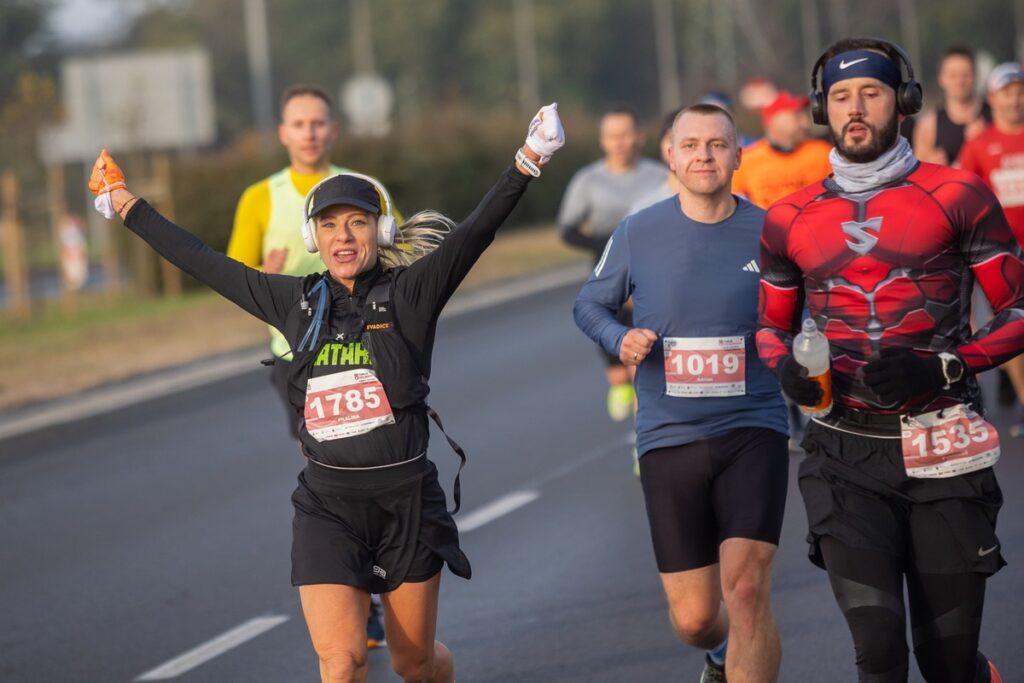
left=88, top=104, right=564, bottom=683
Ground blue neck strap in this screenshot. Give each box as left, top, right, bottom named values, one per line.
left=297, top=279, right=329, bottom=353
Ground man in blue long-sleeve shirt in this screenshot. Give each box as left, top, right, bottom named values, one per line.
left=574, top=103, right=788, bottom=683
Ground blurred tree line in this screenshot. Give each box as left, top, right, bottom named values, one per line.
left=1, top=1, right=60, bottom=192
left=1, top=0, right=1021, bottom=284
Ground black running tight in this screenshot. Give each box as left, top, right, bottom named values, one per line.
left=819, top=536, right=992, bottom=683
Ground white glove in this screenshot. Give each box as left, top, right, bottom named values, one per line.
left=94, top=192, right=117, bottom=219
left=525, top=102, right=565, bottom=163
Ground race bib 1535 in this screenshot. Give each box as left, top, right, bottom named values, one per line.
left=900, top=405, right=1000, bottom=478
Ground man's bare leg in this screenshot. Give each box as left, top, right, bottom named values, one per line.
left=718, top=538, right=781, bottom=683
left=660, top=564, right=729, bottom=650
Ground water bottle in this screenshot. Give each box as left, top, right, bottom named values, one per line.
left=792, top=318, right=833, bottom=417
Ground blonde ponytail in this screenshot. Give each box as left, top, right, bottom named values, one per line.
left=378, top=210, right=455, bottom=267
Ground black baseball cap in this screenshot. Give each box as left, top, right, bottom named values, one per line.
left=307, top=174, right=381, bottom=218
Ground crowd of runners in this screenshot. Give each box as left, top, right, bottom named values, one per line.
left=87, top=32, right=1024, bottom=683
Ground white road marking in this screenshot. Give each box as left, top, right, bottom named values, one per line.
left=441, top=263, right=589, bottom=318
left=0, top=264, right=589, bottom=442
left=125, top=428, right=628, bottom=679
left=524, top=432, right=635, bottom=489
left=456, top=432, right=635, bottom=533
left=135, top=615, right=289, bottom=681
left=457, top=490, right=540, bottom=532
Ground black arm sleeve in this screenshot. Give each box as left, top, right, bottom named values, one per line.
left=395, top=164, right=532, bottom=317
left=559, top=223, right=607, bottom=254
left=123, top=200, right=301, bottom=330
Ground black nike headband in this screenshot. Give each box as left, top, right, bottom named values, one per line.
left=822, top=50, right=902, bottom=95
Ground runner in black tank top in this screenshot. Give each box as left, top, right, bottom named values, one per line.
left=935, top=102, right=992, bottom=163
left=912, top=46, right=989, bottom=165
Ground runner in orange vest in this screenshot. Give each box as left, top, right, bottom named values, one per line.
left=731, top=91, right=832, bottom=209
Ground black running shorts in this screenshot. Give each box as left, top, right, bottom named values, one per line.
left=638, top=427, right=789, bottom=572
left=799, top=414, right=1005, bottom=576
left=291, top=456, right=471, bottom=593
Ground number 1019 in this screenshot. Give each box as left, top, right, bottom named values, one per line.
left=671, top=352, right=740, bottom=376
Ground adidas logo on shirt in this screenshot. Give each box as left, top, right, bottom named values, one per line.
left=742, top=259, right=760, bottom=273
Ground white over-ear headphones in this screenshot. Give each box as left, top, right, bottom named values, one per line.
left=301, top=172, right=398, bottom=253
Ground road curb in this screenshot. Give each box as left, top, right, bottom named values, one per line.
left=0, top=263, right=590, bottom=442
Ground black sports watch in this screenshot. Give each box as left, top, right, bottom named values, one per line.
left=938, top=352, right=965, bottom=387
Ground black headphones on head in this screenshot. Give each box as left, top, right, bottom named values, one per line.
left=809, top=38, right=923, bottom=125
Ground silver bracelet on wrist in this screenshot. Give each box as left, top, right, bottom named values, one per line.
left=515, top=148, right=541, bottom=177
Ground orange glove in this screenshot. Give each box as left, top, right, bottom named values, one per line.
left=88, top=149, right=126, bottom=196
left=89, top=149, right=127, bottom=219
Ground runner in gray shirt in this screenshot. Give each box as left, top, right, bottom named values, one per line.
left=559, top=107, right=666, bottom=255
left=557, top=105, right=666, bottom=456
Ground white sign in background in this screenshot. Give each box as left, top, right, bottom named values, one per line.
left=38, top=48, right=215, bottom=164
left=341, top=73, right=395, bottom=138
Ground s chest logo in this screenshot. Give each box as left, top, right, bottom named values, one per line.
left=841, top=217, right=883, bottom=255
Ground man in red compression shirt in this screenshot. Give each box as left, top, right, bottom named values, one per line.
left=757, top=37, right=1024, bottom=683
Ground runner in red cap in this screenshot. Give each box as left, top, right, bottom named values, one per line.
left=731, top=91, right=832, bottom=209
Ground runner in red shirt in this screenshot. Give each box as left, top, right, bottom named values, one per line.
left=959, top=63, right=1024, bottom=244
left=958, top=62, right=1024, bottom=437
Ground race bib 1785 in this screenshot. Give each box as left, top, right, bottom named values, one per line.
left=304, top=369, right=395, bottom=442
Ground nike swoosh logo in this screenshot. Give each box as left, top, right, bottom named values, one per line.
left=839, top=58, right=869, bottom=69
left=978, top=545, right=999, bottom=556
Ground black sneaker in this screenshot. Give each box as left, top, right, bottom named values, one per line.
left=700, top=654, right=726, bottom=683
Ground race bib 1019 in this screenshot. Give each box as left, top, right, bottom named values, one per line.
left=663, top=336, right=746, bottom=398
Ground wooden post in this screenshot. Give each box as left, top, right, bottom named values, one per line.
left=131, top=226, right=157, bottom=296
left=126, top=153, right=157, bottom=297
left=100, top=216, right=122, bottom=301
left=1, top=170, right=30, bottom=319
left=47, top=164, right=77, bottom=313
left=151, top=154, right=182, bottom=298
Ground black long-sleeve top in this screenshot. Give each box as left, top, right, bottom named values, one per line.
left=122, top=165, right=532, bottom=467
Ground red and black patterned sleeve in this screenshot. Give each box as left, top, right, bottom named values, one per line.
left=953, top=177, right=1024, bottom=372
left=756, top=201, right=806, bottom=373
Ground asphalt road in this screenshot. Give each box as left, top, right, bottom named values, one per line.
left=2, top=279, right=1023, bottom=682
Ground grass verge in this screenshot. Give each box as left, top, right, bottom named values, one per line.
left=0, top=225, right=585, bottom=412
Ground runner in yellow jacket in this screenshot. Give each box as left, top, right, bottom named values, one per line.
left=228, top=85, right=400, bottom=439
